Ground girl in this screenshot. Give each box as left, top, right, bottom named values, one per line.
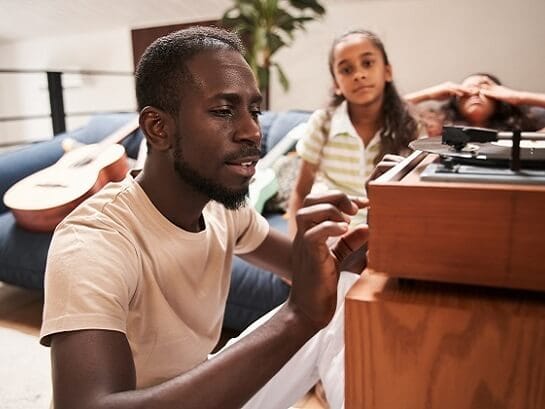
left=405, top=73, right=545, bottom=133
left=287, top=29, right=420, bottom=235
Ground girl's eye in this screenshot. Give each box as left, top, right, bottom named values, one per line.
left=339, top=66, right=352, bottom=75
left=362, top=60, right=374, bottom=68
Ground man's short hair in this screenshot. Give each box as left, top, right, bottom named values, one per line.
left=135, top=26, right=245, bottom=116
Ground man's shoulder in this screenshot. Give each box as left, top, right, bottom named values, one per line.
left=53, top=177, right=138, bottom=245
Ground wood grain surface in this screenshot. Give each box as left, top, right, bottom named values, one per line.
left=367, top=153, right=545, bottom=291
left=345, top=273, right=545, bottom=409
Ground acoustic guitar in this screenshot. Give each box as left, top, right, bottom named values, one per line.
left=3, top=117, right=140, bottom=232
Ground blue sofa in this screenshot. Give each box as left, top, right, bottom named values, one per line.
left=0, top=110, right=310, bottom=331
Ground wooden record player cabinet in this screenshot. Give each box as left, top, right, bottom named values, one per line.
left=345, top=151, right=545, bottom=409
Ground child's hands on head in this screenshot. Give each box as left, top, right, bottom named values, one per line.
left=479, top=82, right=522, bottom=106
left=426, top=81, right=471, bottom=101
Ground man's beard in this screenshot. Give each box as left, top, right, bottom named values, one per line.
left=173, top=138, right=249, bottom=210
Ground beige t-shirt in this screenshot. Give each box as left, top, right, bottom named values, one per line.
left=40, top=176, right=269, bottom=388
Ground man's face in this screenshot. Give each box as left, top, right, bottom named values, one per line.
left=172, top=49, right=263, bottom=209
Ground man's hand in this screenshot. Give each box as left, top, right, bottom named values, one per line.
left=288, top=191, right=369, bottom=332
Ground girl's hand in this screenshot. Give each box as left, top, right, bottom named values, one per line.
left=425, top=81, right=470, bottom=101
left=479, top=83, right=522, bottom=106
left=406, top=82, right=471, bottom=104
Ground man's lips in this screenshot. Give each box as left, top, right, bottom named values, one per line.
left=225, top=156, right=260, bottom=178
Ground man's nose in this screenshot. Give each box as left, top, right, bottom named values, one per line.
left=235, top=112, right=262, bottom=146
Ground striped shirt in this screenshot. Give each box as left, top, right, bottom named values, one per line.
left=296, top=101, right=381, bottom=225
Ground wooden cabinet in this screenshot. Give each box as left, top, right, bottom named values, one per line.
left=345, top=152, right=545, bottom=409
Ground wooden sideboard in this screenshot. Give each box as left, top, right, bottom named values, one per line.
left=345, top=152, right=545, bottom=409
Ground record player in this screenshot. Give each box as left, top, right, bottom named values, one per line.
left=346, top=127, right=545, bottom=409
left=412, top=126, right=545, bottom=184
left=366, top=126, right=545, bottom=292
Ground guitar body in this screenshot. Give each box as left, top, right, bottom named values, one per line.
left=3, top=143, right=129, bottom=232
left=248, top=168, right=279, bottom=214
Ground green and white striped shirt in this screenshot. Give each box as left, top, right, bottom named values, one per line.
left=296, top=101, right=381, bottom=225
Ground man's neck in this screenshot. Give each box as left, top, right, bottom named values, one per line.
left=135, top=163, right=208, bottom=233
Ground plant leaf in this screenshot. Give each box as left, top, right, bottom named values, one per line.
left=272, top=62, right=290, bottom=91
left=288, top=0, right=326, bottom=15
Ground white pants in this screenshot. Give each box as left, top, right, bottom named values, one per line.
left=221, top=272, right=359, bottom=409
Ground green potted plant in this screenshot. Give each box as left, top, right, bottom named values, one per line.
left=222, top=0, right=326, bottom=108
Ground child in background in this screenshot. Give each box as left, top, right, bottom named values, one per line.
left=287, top=29, right=420, bottom=235
left=405, top=73, right=545, bottom=132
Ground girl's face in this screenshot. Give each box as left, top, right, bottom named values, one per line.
left=332, top=34, right=392, bottom=107
left=457, top=75, right=497, bottom=126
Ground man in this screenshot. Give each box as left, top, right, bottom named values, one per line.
left=40, top=26, right=368, bottom=409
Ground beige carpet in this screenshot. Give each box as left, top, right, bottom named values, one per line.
left=0, top=327, right=51, bottom=408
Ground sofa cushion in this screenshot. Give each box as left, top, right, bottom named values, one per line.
left=261, top=110, right=310, bottom=153
left=0, top=212, right=52, bottom=289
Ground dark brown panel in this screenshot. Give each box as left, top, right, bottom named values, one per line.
left=131, top=20, right=219, bottom=70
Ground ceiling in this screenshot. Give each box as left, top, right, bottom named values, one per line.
left=0, top=0, right=355, bottom=44
left=0, top=0, right=235, bottom=43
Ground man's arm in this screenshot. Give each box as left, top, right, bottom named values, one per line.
left=51, top=307, right=315, bottom=409
left=240, top=228, right=293, bottom=282
left=51, top=192, right=368, bottom=409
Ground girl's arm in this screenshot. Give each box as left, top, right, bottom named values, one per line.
left=287, top=159, right=318, bottom=238
left=405, top=81, right=469, bottom=104
left=480, top=83, right=545, bottom=108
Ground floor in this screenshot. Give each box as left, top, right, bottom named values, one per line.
left=0, top=282, right=327, bottom=408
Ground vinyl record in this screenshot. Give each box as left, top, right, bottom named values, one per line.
left=409, top=137, right=545, bottom=169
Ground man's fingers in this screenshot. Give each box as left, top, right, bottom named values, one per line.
left=302, top=221, right=351, bottom=252
left=302, top=190, right=367, bottom=216
left=296, top=203, right=351, bottom=233
left=331, top=224, right=369, bottom=263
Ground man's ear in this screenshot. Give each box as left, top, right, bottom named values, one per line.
left=139, top=106, right=174, bottom=151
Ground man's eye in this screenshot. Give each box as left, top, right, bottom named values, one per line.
left=251, top=109, right=263, bottom=119
left=212, top=109, right=233, bottom=118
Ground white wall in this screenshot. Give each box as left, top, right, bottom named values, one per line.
left=271, top=0, right=545, bottom=111
left=1, top=0, right=544, bottom=143
left=0, top=28, right=135, bottom=144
